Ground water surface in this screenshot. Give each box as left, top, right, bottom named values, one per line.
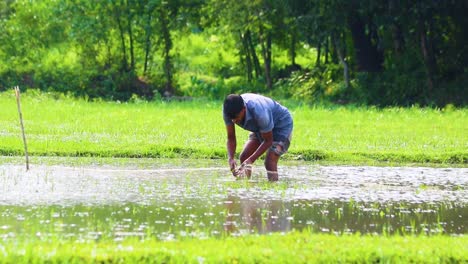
left=0, top=163, right=466, bottom=241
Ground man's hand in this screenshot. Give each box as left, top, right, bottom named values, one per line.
left=228, top=158, right=237, bottom=176
left=241, top=158, right=253, bottom=167
left=236, top=159, right=253, bottom=178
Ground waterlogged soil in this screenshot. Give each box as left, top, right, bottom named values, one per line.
left=0, top=161, right=466, bottom=241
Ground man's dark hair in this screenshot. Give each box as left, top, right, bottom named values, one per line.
left=223, top=94, right=244, bottom=119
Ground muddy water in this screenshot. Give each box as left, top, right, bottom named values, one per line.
left=0, top=163, right=466, bottom=241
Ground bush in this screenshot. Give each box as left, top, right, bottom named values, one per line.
left=275, top=65, right=343, bottom=103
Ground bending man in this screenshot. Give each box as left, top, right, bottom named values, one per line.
left=223, top=93, right=293, bottom=181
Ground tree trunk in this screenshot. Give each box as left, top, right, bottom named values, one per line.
left=126, top=2, right=135, bottom=71
left=260, top=27, right=272, bottom=89
left=114, top=6, right=128, bottom=71
left=332, top=32, right=350, bottom=90
left=330, top=34, right=339, bottom=64
left=290, top=32, right=296, bottom=66
left=240, top=32, right=253, bottom=81
left=392, top=23, right=405, bottom=55
left=315, top=38, right=321, bottom=67
left=246, top=30, right=261, bottom=78
left=348, top=14, right=383, bottom=72
left=419, top=20, right=436, bottom=96
left=389, top=0, right=405, bottom=55
left=143, top=12, right=153, bottom=75
left=142, top=2, right=157, bottom=75
left=160, top=7, right=174, bottom=96
left=324, top=37, right=329, bottom=64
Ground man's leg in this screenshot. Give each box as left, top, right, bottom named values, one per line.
left=240, top=133, right=261, bottom=162
left=265, top=149, right=281, bottom=181
left=265, top=139, right=290, bottom=181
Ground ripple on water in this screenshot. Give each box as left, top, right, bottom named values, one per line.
left=0, top=164, right=466, bottom=238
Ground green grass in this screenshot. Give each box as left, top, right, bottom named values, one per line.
left=1, top=231, right=467, bottom=263
left=1, top=90, right=466, bottom=263
left=0, top=90, right=467, bottom=164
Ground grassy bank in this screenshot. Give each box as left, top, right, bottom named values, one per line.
left=0, top=90, right=466, bottom=164
left=2, top=232, right=467, bottom=263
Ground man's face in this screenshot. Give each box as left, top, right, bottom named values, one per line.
left=231, top=108, right=245, bottom=125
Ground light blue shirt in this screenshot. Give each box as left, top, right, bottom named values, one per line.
left=223, top=93, right=293, bottom=141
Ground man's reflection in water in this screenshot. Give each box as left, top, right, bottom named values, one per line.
left=224, top=195, right=291, bottom=234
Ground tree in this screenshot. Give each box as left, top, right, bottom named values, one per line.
left=346, top=1, right=384, bottom=73
left=203, top=0, right=262, bottom=82
left=0, top=0, right=68, bottom=90
left=1, top=0, right=466, bottom=105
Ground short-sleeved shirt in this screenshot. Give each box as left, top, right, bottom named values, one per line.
left=223, top=93, right=293, bottom=142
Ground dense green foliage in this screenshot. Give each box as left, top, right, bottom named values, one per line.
left=1, top=232, right=467, bottom=263
left=1, top=91, right=466, bottom=164
left=0, top=0, right=466, bottom=106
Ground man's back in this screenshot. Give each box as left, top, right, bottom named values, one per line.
left=232, top=93, right=292, bottom=141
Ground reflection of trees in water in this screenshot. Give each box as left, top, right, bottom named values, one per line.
left=224, top=196, right=291, bottom=234
left=289, top=200, right=467, bottom=235
left=223, top=198, right=467, bottom=235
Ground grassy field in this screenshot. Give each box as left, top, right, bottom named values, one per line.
left=1, top=90, right=467, bottom=263
left=1, top=232, right=467, bottom=263
left=0, top=90, right=467, bottom=164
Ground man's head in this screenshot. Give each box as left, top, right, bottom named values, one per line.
left=223, top=94, right=245, bottom=121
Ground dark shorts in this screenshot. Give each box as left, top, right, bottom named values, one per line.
left=248, top=132, right=292, bottom=156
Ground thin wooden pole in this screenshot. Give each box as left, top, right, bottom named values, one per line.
left=14, top=86, right=29, bottom=171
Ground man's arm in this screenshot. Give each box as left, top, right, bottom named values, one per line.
left=226, top=124, right=237, bottom=174
left=244, top=130, right=273, bottom=165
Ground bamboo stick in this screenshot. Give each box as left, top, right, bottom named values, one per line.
left=14, top=86, right=29, bottom=171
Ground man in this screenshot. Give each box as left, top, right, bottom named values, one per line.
left=223, top=93, right=293, bottom=181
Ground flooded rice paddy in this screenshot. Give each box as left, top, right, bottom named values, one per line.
left=0, top=162, right=466, bottom=241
